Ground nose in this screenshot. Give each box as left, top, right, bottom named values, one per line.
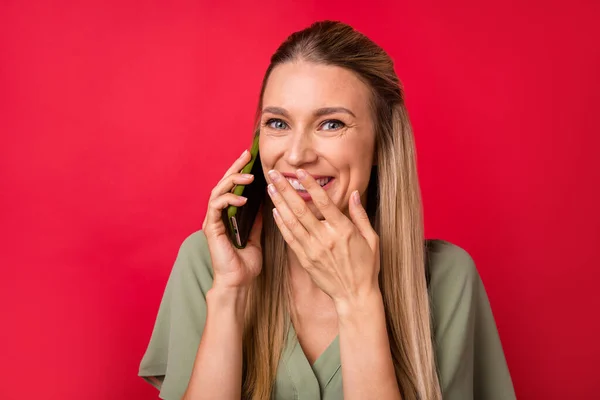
left=285, top=131, right=318, bottom=167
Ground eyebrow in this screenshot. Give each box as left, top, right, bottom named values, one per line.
left=261, top=106, right=356, bottom=118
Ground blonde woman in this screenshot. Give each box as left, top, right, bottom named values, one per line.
left=139, top=21, right=515, bottom=400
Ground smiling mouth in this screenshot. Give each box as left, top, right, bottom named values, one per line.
left=285, top=176, right=333, bottom=191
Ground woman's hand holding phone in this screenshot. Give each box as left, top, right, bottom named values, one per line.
left=187, top=150, right=262, bottom=400
left=202, top=149, right=263, bottom=291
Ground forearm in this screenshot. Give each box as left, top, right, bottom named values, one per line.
left=183, top=286, right=247, bottom=400
left=337, top=292, right=402, bottom=400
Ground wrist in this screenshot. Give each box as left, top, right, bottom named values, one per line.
left=334, top=289, right=386, bottom=327
left=206, top=284, right=249, bottom=322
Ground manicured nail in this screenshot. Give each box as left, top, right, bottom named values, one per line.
left=353, top=190, right=361, bottom=205
left=268, top=184, right=277, bottom=195
left=272, top=208, right=280, bottom=220
left=268, top=170, right=280, bottom=182
left=242, top=174, right=253, bottom=179
left=240, top=149, right=248, bottom=158
left=296, top=169, right=307, bottom=180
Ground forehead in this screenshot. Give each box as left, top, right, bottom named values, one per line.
left=262, top=61, right=371, bottom=114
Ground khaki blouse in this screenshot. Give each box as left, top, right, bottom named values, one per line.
left=139, top=230, right=516, bottom=399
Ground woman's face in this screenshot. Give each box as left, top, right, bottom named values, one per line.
left=259, top=61, right=376, bottom=219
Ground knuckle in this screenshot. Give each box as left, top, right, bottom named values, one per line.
left=226, top=193, right=237, bottom=201
left=314, top=196, right=331, bottom=209
left=320, top=237, right=335, bottom=250
left=314, top=245, right=329, bottom=259
left=285, top=217, right=300, bottom=230
left=286, top=234, right=297, bottom=246
left=278, top=183, right=289, bottom=194
left=301, top=261, right=314, bottom=272
left=358, top=208, right=370, bottom=220
left=280, top=228, right=296, bottom=245
left=340, top=228, right=353, bottom=242
left=304, top=246, right=317, bottom=262
left=209, top=197, right=222, bottom=210
left=306, top=251, right=317, bottom=265
left=293, top=205, right=308, bottom=218
left=271, top=194, right=283, bottom=205
left=210, top=186, right=222, bottom=199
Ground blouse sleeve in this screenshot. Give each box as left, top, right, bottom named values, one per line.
left=138, top=230, right=214, bottom=400
left=427, top=240, right=516, bottom=400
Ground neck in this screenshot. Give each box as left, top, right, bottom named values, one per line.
left=286, top=246, right=337, bottom=332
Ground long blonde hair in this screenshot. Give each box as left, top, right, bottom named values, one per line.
left=242, top=20, right=442, bottom=400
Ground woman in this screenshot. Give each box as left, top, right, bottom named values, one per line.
left=139, top=21, right=515, bottom=400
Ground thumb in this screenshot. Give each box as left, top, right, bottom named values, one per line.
left=247, top=205, right=264, bottom=248
left=349, top=190, right=376, bottom=244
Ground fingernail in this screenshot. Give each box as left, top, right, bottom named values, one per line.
left=296, top=169, right=307, bottom=180
left=353, top=190, right=361, bottom=205
left=268, top=184, right=277, bottom=195
left=239, top=196, right=248, bottom=203
left=242, top=174, right=253, bottom=179
left=268, top=170, right=280, bottom=182
left=240, top=149, right=248, bottom=158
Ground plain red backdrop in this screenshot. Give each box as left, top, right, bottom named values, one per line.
left=1, top=0, right=598, bottom=399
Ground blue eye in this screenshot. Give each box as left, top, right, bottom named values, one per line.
left=321, top=120, right=345, bottom=131
left=266, top=119, right=288, bottom=130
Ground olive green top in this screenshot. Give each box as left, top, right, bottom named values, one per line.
left=139, top=230, right=515, bottom=399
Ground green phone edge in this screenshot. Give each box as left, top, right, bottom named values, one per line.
left=225, top=134, right=260, bottom=249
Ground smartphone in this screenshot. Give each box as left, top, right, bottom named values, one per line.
left=221, top=134, right=267, bottom=249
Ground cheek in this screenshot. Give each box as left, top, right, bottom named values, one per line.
left=334, top=139, right=375, bottom=171
left=258, top=136, right=279, bottom=169
left=338, top=141, right=375, bottom=190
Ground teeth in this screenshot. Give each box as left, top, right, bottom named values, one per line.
left=287, top=179, right=307, bottom=191
left=285, top=177, right=332, bottom=191
left=317, top=178, right=330, bottom=186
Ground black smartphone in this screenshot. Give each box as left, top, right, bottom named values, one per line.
left=221, top=134, right=267, bottom=248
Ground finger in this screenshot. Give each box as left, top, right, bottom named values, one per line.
left=247, top=205, right=263, bottom=248
left=295, top=169, right=346, bottom=225
left=219, top=149, right=252, bottom=183
left=272, top=207, right=307, bottom=258
left=210, top=172, right=254, bottom=200
left=267, top=169, right=323, bottom=235
left=348, top=190, right=378, bottom=248
left=267, top=183, right=312, bottom=246
left=203, top=193, right=247, bottom=232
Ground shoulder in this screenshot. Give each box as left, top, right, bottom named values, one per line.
left=424, top=240, right=516, bottom=399
left=138, top=230, right=214, bottom=399
left=425, top=239, right=480, bottom=300
left=178, top=229, right=211, bottom=260
left=170, top=230, right=214, bottom=293
left=424, top=239, right=482, bottom=333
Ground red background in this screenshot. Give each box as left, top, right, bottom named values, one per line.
left=1, top=1, right=598, bottom=399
